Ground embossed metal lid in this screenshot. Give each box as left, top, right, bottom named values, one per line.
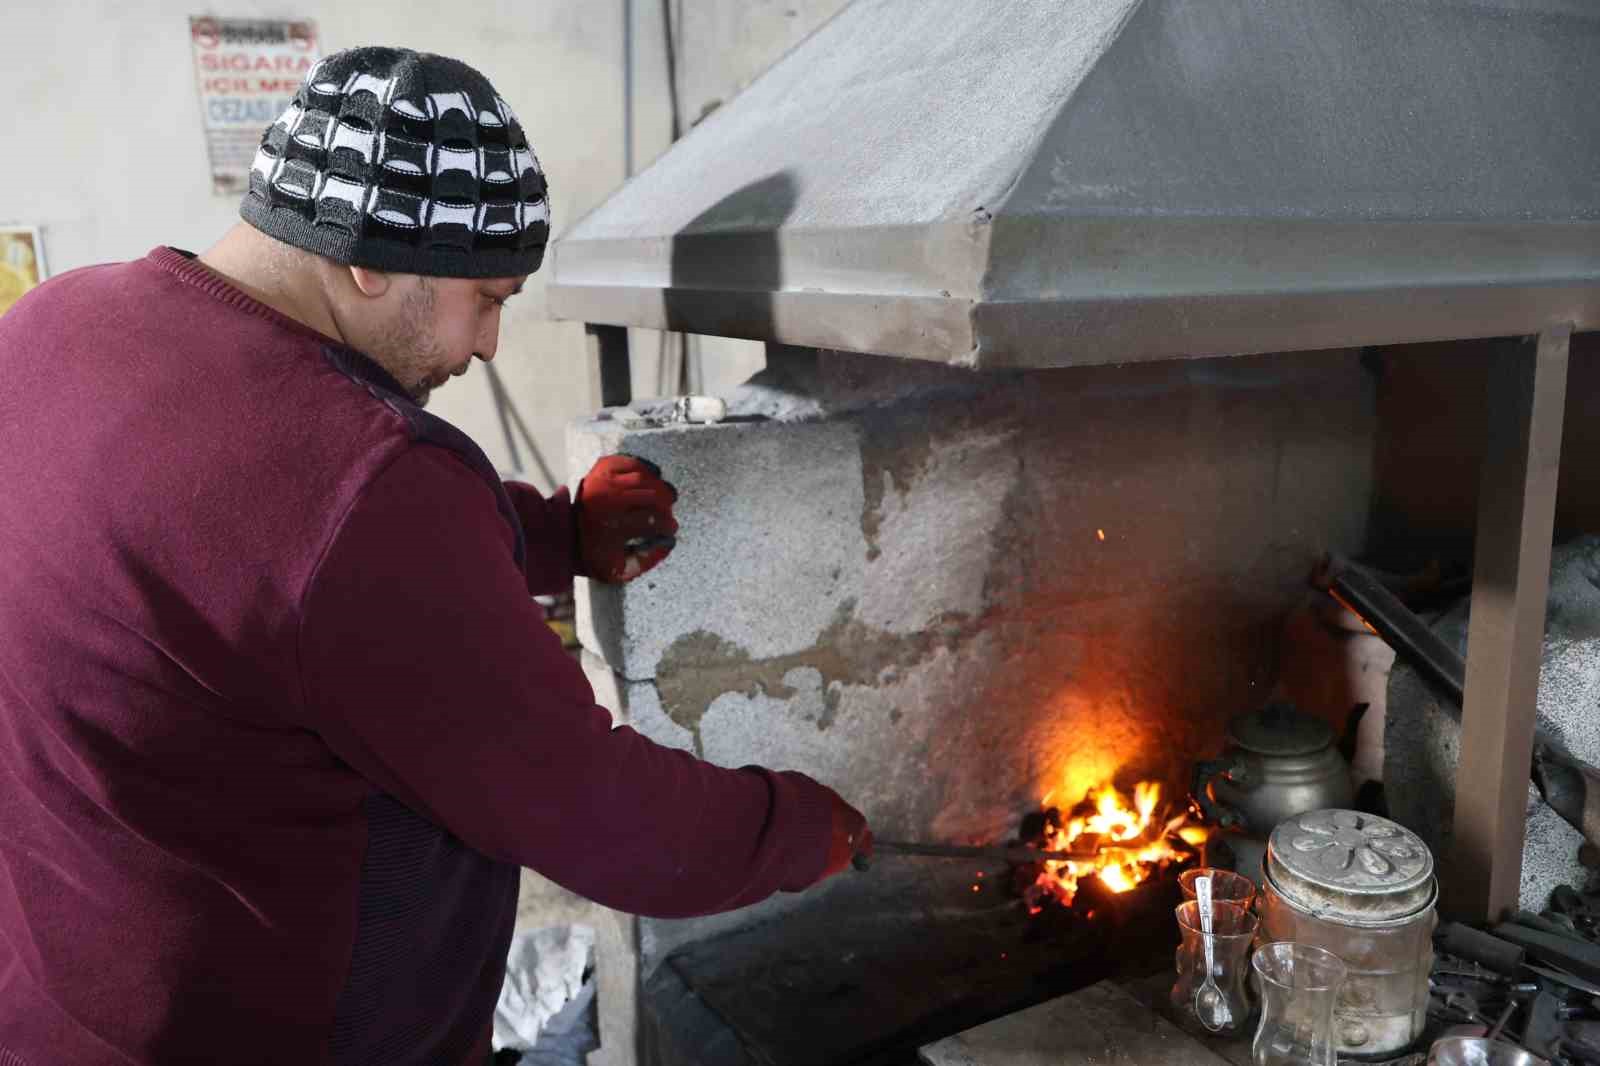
left=1265, top=809, right=1435, bottom=923
left=1227, top=702, right=1334, bottom=758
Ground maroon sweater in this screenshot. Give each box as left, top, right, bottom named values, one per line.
left=0, top=248, right=836, bottom=1066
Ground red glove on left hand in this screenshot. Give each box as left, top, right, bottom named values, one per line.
left=574, top=454, right=679, bottom=583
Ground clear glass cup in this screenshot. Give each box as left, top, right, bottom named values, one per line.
left=1172, top=899, right=1258, bottom=1037
left=1251, top=942, right=1348, bottom=1066
left=1180, top=867, right=1258, bottom=910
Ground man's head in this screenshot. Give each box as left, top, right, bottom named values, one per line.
left=341, top=266, right=524, bottom=405
left=237, top=46, right=546, bottom=404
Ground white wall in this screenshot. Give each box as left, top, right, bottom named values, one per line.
left=1, top=0, right=846, bottom=490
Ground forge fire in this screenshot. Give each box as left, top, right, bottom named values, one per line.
left=1021, top=781, right=1205, bottom=913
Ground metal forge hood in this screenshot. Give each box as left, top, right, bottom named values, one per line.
left=548, top=0, right=1600, bottom=368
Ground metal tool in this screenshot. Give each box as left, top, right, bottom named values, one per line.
left=623, top=534, right=676, bottom=555
left=1525, top=964, right=1600, bottom=999
left=1436, top=988, right=1495, bottom=1027
left=1486, top=1001, right=1518, bottom=1042
left=854, top=838, right=1100, bottom=870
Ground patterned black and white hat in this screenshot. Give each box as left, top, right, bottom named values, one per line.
left=240, top=47, right=549, bottom=279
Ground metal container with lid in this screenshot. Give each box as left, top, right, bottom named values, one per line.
left=1259, top=809, right=1437, bottom=1059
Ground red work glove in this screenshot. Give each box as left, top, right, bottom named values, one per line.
left=574, top=454, right=679, bottom=583
left=821, top=790, right=873, bottom=880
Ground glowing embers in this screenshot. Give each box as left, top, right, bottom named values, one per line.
left=1021, top=780, right=1204, bottom=913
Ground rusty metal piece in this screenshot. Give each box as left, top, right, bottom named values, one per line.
left=1317, top=556, right=1465, bottom=704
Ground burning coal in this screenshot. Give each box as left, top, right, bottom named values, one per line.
left=1020, top=781, right=1203, bottom=913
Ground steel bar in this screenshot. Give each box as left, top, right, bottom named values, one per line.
left=1493, top=922, right=1600, bottom=985
left=869, top=839, right=1101, bottom=866
left=1434, top=922, right=1526, bottom=976
left=1321, top=557, right=1465, bottom=704
left=1448, top=325, right=1571, bottom=923
left=585, top=323, right=631, bottom=408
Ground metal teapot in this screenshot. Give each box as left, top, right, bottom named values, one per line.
left=1193, top=701, right=1356, bottom=864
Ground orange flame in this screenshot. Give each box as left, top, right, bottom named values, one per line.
left=1028, top=780, right=1193, bottom=912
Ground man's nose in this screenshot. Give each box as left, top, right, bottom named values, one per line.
left=475, top=320, right=501, bottom=363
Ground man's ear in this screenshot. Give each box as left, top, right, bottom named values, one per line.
left=348, top=265, right=392, bottom=298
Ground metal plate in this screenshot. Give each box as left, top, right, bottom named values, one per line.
left=1266, top=809, right=1434, bottom=922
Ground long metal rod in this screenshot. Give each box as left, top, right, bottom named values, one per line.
left=1322, top=559, right=1465, bottom=703
left=1448, top=324, right=1571, bottom=923
left=871, top=839, right=1102, bottom=866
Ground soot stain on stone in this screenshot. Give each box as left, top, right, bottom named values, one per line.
left=856, top=405, right=949, bottom=563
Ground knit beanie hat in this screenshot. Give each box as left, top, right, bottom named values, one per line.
left=240, top=46, right=549, bottom=278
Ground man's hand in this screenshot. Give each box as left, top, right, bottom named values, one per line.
left=574, top=454, right=679, bottom=583
left=822, top=791, right=873, bottom=880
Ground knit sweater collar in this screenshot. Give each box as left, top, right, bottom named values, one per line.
left=145, top=246, right=412, bottom=400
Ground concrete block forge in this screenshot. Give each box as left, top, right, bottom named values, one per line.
left=569, top=347, right=1377, bottom=1001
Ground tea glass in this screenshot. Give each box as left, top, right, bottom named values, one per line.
left=1171, top=898, right=1258, bottom=1037
left=1250, top=941, right=1348, bottom=1066
left=1180, top=867, right=1257, bottom=910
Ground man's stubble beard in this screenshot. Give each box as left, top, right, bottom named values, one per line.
left=372, top=277, right=445, bottom=407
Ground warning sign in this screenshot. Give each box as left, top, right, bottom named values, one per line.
left=190, top=17, right=321, bottom=195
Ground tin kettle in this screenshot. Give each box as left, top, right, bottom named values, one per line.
left=1193, top=701, right=1356, bottom=840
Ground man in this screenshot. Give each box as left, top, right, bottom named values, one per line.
left=0, top=47, right=869, bottom=1066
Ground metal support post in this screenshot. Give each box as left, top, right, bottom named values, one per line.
left=586, top=323, right=632, bottom=409
left=1447, top=324, right=1571, bottom=922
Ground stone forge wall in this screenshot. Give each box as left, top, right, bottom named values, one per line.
left=570, top=347, right=1376, bottom=962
